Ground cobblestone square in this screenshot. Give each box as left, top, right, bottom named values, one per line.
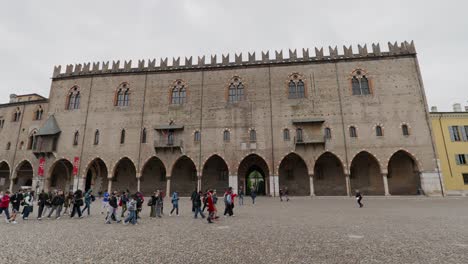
left=1, top=197, right=467, bottom=263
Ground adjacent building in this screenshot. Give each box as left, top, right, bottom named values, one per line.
left=0, top=41, right=443, bottom=196
left=431, top=104, right=468, bottom=195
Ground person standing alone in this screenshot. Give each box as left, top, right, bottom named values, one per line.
left=355, top=190, right=363, bottom=208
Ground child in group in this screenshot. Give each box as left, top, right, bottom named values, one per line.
left=124, top=194, right=138, bottom=225
left=0, top=191, right=11, bottom=223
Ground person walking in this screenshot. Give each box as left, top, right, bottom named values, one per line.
left=193, top=191, right=205, bottom=219
left=9, top=189, right=23, bottom=224
left=101, top=191, right=109, bottom=214
left=123, top=194, right=137, bottom=225
left=223, top=188, right=234, bottom=217
left=355, top=190, right=363, bottom=208
left=63, top=191, right=73, bottom=215
left=136, top=192, right=144, bottom=219
left=0, top=191, right=11, bottom=223
left=105, top=192, right=121, bottom=224
left=190, top=188, right=197, bottom=212
left=279, top=188, right=284, bottom=202
left=238, top=186, right=244, bottom=206
left=284, top=187, right=290, bottom=202
left=48, top=190, right=65, bottom=219
left=42, top=191, right=53, bottom=217
left=149, top=192, right=157, bottom=218
left=206, top=190, right=215, bottom=224
left=250, top=187, right=257, bottom=205
left=170, top=191, right=179, bottom=216
left=81, top=189, right=93, bottom=216
left=22, top=191, right=34, bottom=220
left=70, top=189, right=84, bottom=218
left=119, top=191, right=128, bottom=218
left=37, top=190, right=48, bottom=220
left=155, top=190, right=163, bottom=218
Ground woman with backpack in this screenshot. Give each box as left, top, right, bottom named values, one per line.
left=22, top=191, right=34, bottom=220
left=81, top=189, right=94, bottom=216
left=123, top=194, right=138, bottom=225
left=70, top=189, right=84, bottom=218
left=170, top=191, right=179, bottom=216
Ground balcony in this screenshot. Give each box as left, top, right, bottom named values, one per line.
left=154, top=138, right=184, bottom=152
left=294, top=135, right=326, bottom=145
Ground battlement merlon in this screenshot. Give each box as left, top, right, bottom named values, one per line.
left=51, top=41, right=416, bottom=79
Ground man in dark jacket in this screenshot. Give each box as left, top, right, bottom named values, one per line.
left=190, top=189, right=197, bottom=212
left=48, top=191, right=65, bottom=219
left=10, top=190, right=23, bottom=223
left=105, top=191, right=120, bottom=224
left=37, top=190, right=48, bottom=220
left=193, top=191, right=205, bottom=219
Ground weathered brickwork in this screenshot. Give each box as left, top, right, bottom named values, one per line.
left=0, top=41, right=443, bottom=196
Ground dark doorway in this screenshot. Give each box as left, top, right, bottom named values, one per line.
left=238, top=154, right=270, bottom=196
left=245, top=167, right=266, bottom=195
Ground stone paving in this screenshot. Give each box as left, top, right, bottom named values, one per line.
left=1, top=196, right=467, bottom=264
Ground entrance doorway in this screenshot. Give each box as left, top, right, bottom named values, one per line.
left=246, top=168, right=266, bottom=195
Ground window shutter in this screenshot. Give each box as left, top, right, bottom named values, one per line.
left=449, top=126, right=455, bottom=141
left=463, top=126, right=468, bottom=142
left=455, top=154, right=460, bottom=165
left=465, top=154, right=468, bottom=164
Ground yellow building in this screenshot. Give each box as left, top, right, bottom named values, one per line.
left=431, top=110, right=468, bottom=195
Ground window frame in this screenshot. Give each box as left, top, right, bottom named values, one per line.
left=194, top=130, right=201, bottom=142
left=287, top=73, right=306, bottom=99
left=249, top=129, right=257, bottom=142
left=94, top=130, right=100, bottom=145
left=283, top=128, right=290, bottom=141
left=67, top=86, right=81, bottom=110
left=228, top=77, right=245, bottom=103
left=350, top=69, right=372, bottom=96
left=349, top=126, right=357, bottom=138
left=402, top=124, right=410, bottom=136
left=376, top=125, right=383, bottom=137
left=171, top=80, right=187, bottom=105
left=223, top=130, right=230, bottom=142
left=141, top=128, right=147, bottom=144
left=120, top=129, right=126, bottom=144
left=73, top=131, right=79, bottom=146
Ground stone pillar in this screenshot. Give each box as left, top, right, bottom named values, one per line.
left=269, top=175, right=279, bottom=197
left=166, top=177, right=171, bottom=198
left=197, top=173, right=202, bottom=192
left=136, top=173, right=141, bottom=192
left=382, top=173, right=390, bottom=196
left=345, top=174, right=351, bottom=196
left=309, top=174, right=315, bottom=196
left=8, top=177, right=14, bottom=193
left=229, top=174, right=238, bottom=194
left=107, top=175, right=113, bottom=193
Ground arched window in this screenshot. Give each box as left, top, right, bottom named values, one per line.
left=223, top=130, right=230, bottom=142
left=402, top=124, right=410, bottom=136
left=349, top=126, right=357, bottom=138
left=351, top=69, right=371, bottom=95
left=325, top=127, right=332, bottom=139
left=194, top=131, right=201, bottom=142
left=67, top=86, right=81, bottom=110
left=171, top=80, right=187, bottom=105
left=19, top=141, right=24, bottom=150
left=12, top=107, right=21, bottom=122
left=141, top=128, right=147, bottom=143
left=228, top=77, right=245, bottom=103
left=249, top=129, right=256, bottom=142
left=283, top=129, right=290, bottom=141
left=115, top=83, right=130, bottom=106
left=94, top=130, right=100, bottom=145
left=34, top=106, right=43, bottom=120
left=288, top=74, right=306, bottom=99
left=27, top=131, right=37, bottom=150
left=296, top=128, right=303, bottom=142
left=6, top=142, right=10, bottom=150
left=376, top=125, right=383, bottom=137
left=73, top=131, right=79, bottom=146
left=120, top=129, right=126, bottom=144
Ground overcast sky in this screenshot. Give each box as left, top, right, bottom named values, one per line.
left=1, top=0, right=467, bottom=111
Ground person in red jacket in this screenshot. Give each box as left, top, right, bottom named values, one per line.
left=206, top=190, right=215, bottom=224
left=0, top=191, right=11, bottom=224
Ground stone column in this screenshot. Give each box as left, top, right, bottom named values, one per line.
left=309, top=174, right=315, bottom=196
left=229, top=174, right=238, bottom=194
left=107, top=174, right=113, bottom=193
left=269, top=175, right=279, bottom=197
left=8, top=173, right=14, bottom=192
left=166, top=177, right=171, bottom=198
left=136, top=173, right=141, bottom=192
left=197, top=173, right=202, bottom=192
left=345, top=174, right=351, bottom=196
left=382, top=173, right=390, bottom=196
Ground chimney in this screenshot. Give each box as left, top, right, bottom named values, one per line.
left=453, top=103, right=462, bottom=112
left=431, top=106, right=438, bottom=112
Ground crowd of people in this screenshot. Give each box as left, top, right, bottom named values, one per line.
left=0, top=186, right=245, bottom=225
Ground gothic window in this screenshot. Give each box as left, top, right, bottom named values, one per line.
left=73, top=131, right=79, bottom=146
left=296, top=128, right=303, bottom=142
left=94, top=130, right=100, bottom=145
left=171, top=80, right=187, bottom=105
left=19, top=141, right=24, bottom=150
left=228, top=77, right=245, bottom=103
left=351, top=69, right=371, bottom=95
left=141, top=128, right=147, bottom=143
left=249, top=129, right=256, bottom=142
left=115, top=83, right=130, bottom=107
left=402, top=124, right=410, bottom=136
left=325, top=127, right=332, bottom=140
left=120, top=129, right=126, bottom=144
left=6, top=142, right=10, bottom=150
left=283, top=129, right=290, bottom=141
left=223, top=130, right=230, bottom=142
left=349, top=126, right=357, bottom=138
left=0, top=119, right=4, bottom=128
left=288, top=74, right=306, bottom=99
left=12, top=107, right=21, bottom=122
left=27, top=131, right=37, bottom=150
left=67, top=86, right=81, bottom=110
left=34, top=105, right=44, bottom=120
left=194, top=131, right=201, bottom=142
left=376, top=126, right=383, bottom=137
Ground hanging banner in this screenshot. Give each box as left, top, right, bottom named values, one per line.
left=73, top=157, right=80, bottom=176
left=38, top=157, right=45, bottom=177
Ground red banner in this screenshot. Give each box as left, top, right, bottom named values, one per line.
left=73, top=157, right=80, bottom=176
left=38, top=157, right=45, bottom=177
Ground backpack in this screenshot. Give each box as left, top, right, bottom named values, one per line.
left=91, top=195, right=96, bottom=202
left=225, top=194, right=232, bottom=205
